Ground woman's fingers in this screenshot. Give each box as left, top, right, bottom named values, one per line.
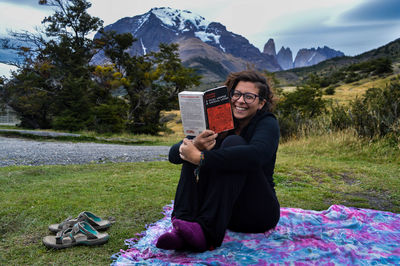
left=194, top=130, right=218, bottom=151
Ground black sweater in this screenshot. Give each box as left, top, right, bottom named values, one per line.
left=169, top=111, right=280, bottom=189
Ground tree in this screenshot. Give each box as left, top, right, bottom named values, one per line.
left=97, top=31, right=201, bottom=134
left=39, top=0, right=103, bottom=130
left=3, top=1, right=201, bottom=134
left=89, top=65, right=128, bottom=133
left=2, top=0, right=104, bottom=131
left=1, top=62, right=54, bottom=128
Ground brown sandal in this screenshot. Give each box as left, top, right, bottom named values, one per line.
left=43, top=221, right=109, bottom=249
left=48, top=211, right=113, bottom=233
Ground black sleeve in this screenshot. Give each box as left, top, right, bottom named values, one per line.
left=168, top=140, right=184, bottom=164
left=201, top=116, right=279, bottom=171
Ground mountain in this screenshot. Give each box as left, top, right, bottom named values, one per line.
left=260, top=38, right=344, bottom=70
left=0, top=38, right=23, bottom=78
left=275, top=38, right=400, bottom=86
left=0, top=62, right=18, bottom=78
left=293, top=46, right=344, bottom=68
left=0, top=38, right=24, bottom=65
left=93, top=7, right=282, bottom=82
left=276, top=47, right=293, bottom=70
left=263, top=38, right=276, bottom=57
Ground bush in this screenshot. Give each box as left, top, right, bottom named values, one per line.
left=330, top=102, right=352, bottom=130
left=324, top=86, right=336, bottom=95
left=91, top=102, right=128, bottom=133
left=275, top=86, right=327, bottom=139
left=350, top=79, right=400, bottom=138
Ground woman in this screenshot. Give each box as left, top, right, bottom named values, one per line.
left=156, top=70, right=280, bottom=251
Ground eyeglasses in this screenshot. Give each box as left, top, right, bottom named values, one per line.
left=230, top=90, right=260, bottom=104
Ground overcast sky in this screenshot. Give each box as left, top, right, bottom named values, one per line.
left=0, top=0, right=399, bottom=57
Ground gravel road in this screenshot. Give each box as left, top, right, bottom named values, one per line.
left=0, top=136, right=171, bottom=167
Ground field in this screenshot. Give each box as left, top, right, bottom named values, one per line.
left=323, top=74, right=400, bottom=104
left=0, top=129, right=399, bottom=265
left=280, top=67, right=400, bottom=105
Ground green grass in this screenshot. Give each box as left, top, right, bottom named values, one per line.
left=0, top=162, right=181, bottom=265
left=0, top=131, right=399, bottom=265
left=276, top=132, right=400, bottom=212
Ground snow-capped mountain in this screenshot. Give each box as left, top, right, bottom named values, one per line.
left=93, top=7, right=282, bottom=81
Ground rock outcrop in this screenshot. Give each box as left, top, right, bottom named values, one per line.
left=293, top=46, right=344, bottom=68
left=277, top=47, right=293, bottom=70
left=263, top=38, right=276, bottom=57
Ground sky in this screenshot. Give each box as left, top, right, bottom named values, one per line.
left=0, top=0, right=399, bottom=68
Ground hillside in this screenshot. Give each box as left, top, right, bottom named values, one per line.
left=275, top=38, right=400, bottom=86
left=322, top=72, right=400, bottom=104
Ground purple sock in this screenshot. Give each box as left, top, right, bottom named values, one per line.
left=172, top=219, right=207, bottom=251
left=156, top=229, right=185, bottom=250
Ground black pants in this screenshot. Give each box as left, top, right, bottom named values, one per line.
left=172, top=135, right=280, bottom=248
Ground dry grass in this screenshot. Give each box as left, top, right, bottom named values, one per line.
left=280, top=73, right=399, bottom=106
left=160, top=110, right=184, bottom=138
left=324, top=74, right=398, bottom=105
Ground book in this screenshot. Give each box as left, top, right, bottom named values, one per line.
left=178, top=86, right=235, bottom=136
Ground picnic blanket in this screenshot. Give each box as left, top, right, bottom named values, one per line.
left=111, top=204, right=400, bottom=265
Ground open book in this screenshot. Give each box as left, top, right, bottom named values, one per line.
left=178, top=86, right=235, bottom=136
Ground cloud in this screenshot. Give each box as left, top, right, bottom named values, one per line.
left=0, top=0, right=42, bottom=9
left=340, top=0, right=400, bottom=23
left=264, top=0, right=400, bottom=56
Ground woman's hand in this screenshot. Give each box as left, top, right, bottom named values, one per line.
left=193, top=130, right=218, bottom=151
left=179, top=138, right=202, bottom=165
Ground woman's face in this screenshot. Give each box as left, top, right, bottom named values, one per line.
left=231, top=81, right=266, bottom=123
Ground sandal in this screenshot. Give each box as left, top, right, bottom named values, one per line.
left=48, top=211, right=113, bottom=233
left=43, top=221, right=109, bottom=249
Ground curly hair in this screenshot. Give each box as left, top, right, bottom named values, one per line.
left=224, top=70, right=273, bottom=112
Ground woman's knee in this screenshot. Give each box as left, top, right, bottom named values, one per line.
left=221, top=135, right=246, bottom=148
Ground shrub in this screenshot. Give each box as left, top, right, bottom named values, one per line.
left=350, top=78, right=400, bottom=138
left=275, top=86, right=327, bottom=139
left=91, top=101, right=128, bottom=133
left=329, top=102, right=352, bottom=130
left=324, top=86, right=336, bottom=95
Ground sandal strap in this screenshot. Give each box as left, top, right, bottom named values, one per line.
left=57, top=214, right=86, bottom=230
left=54, top=221, right=99, bottom=244
left=78, top=211, right=102, bottom=227
left=76, top=221, right=99, bottom=240
left=55, top=227, right=75, bottom=245
left=57, top=216, right=74, bottom=229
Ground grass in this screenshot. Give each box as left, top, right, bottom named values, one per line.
left=0, top=162, right=181, bottom=265
left=323, top=74, right=398, bottom=104
left=0, top=130, right=399, bottom=265
left=279, top=73, right=400, bottom=106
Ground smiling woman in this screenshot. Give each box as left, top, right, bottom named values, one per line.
left=155, top=70, right=280, bottom=252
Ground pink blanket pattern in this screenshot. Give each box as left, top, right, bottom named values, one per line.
left=111, top=204, right=400, bottom=265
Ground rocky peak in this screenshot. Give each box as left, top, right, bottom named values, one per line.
left=263, top=38, right=276, bottom=57
left=294, top=46, right=344, bottom=68
left=277, top=47, right=293, bottom=70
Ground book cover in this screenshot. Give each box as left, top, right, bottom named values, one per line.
left=178, top=86, right=234, bottom=136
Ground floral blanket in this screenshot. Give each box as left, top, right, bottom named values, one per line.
left=111, top=204, right=400, bottom=265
